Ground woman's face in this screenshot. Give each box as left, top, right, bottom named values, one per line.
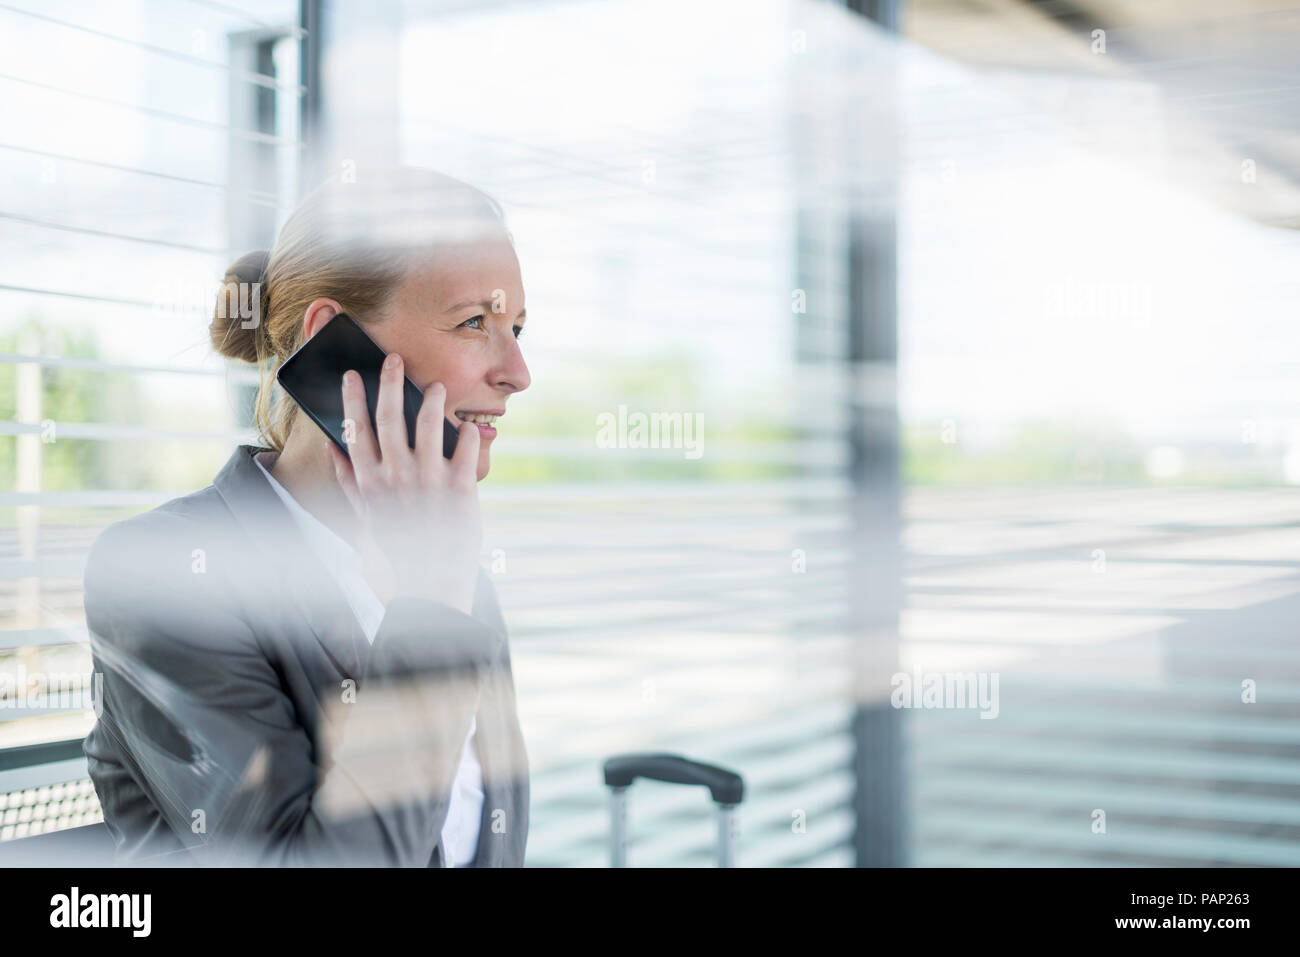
left=364, top=236, right=530, bottom=481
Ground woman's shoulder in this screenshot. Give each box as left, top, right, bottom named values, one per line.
left=84, top=483, right=246, bottom=615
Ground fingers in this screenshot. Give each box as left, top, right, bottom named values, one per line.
left=374, top=352, right=410, bottom=465
left=448, top=409, right=481, bottom=485
left=340, top=369, right=379, bottom=473
left=415, top=380, right=448, bottom=475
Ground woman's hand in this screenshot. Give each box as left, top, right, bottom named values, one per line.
left=325, top=352, right=482, bottom=616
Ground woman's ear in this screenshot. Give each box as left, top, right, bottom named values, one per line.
left=302, top=298, right=344, bottom=341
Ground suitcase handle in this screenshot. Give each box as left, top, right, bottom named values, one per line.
left=603, top=752, right=744, bottom=805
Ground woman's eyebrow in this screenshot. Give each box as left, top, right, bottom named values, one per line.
left=444, top=298, right=526, bottom=319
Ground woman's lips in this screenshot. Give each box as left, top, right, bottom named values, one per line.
left=451, top=417, right=497, bottom=441
left=454, top=410, right=501, bottom=441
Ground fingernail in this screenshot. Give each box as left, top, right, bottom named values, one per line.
left=431, top=381, right=445, bottom=394
left=384, top=353, right=399, bottom=369
left=342, top=370, right=354, bottom=385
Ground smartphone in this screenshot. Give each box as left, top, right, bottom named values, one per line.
left=275, top=312, right=459, bottom=460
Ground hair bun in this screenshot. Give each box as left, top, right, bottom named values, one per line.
left=230, top=249, right=269, bottom=286
left=209, top=250, right=271, bottom=364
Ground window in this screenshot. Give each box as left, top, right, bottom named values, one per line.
left=0, top=0, right=305, bottom=842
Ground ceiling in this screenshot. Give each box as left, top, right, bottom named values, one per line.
left=903, top=0, right=1300, bottom=228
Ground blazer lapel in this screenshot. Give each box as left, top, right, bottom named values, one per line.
left=212, top=443, right=367, bottom=680
left=215, top=443, right=527, bottom=866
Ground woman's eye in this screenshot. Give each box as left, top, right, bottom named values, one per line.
left=457, top=315, right=524, bottom=338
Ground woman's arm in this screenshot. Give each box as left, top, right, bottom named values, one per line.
left=84, top=516, right=504, bottom=867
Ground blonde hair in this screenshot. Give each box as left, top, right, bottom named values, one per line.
left=209, top=167, right=508, bottom=451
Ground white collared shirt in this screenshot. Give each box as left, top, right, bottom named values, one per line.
left=254, top=452, right=484, bottom=866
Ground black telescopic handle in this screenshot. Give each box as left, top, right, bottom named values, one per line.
left=603, top=752, right=744, bottom=805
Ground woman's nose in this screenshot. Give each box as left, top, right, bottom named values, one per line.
left=495, top=334, right=531, bottom=393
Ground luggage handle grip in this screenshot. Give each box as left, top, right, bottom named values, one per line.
left=603, top=752, right=744, bottom=805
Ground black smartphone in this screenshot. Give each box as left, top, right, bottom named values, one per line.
left=275, top=312, right=458, bottom=460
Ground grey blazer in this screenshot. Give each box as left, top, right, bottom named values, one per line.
left=81, top=443, right=529, bottom=867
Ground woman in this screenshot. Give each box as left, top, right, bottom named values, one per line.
left=81, top=168, right=531, bottom=867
